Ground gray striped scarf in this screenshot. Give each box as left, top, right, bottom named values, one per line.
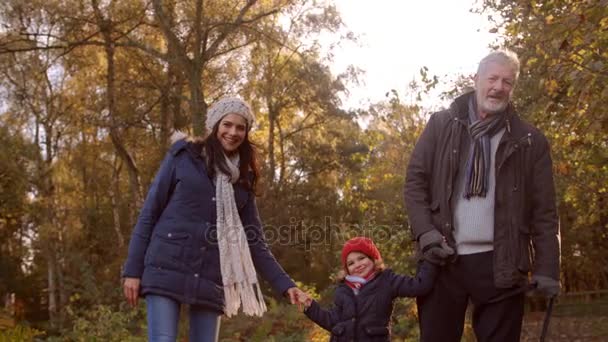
left=463, top=96, right=507, bottom=198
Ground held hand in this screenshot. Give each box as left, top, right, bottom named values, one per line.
left=123, top=277, right=141, bottom=308
left=286, top=287, right=309, bottom=311
left=419, top=230, right=455, bottom=265
left=296, top=290, right=313, bottom=308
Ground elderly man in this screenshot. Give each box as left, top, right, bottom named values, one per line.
left=404, top=50, right=560, bottom=341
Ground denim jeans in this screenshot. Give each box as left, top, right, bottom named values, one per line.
left=146, top=295, right=221, bottom=342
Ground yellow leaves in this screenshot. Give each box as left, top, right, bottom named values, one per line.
left=556, top=161, right=570, bottom=175
left=545, top=14, right=555, bottom=24
left=601, top=16, right=608, bottom=29
left=576, top=107, right=587, bottom=116
left=546, top=79, right=559, bottom=96
left=307, top=323, right=330, bottom=341
left=526, top=57, right=539, bottom=68
left=535, top=43, right=551, bottom=59
left=571, top=35, right=584, bottom=48
left=70, top=293, right=81, bottom=302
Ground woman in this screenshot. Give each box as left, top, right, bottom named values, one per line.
left=122, top=97, right=303, bottom=342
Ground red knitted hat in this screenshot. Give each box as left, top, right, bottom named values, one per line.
left=341, top=237, right=382, bottom=270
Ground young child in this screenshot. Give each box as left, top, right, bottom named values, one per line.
left=300, top=236, right=438, bottom=341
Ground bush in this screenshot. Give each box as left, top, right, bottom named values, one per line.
left=49, top=304, right=146, bottom=342
left=219, top=296, right=326, bottom=341
left=0, top=325, right=45, bottom=342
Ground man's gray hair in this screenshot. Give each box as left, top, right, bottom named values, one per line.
left=477, top=50, right=520, bottom=81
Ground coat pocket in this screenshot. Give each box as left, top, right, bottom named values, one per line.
left=146, top=231, right=190, bottom=270
left=331, top=324, right=345, bottom=336
left=364, top=325, right=389, bottom=336
left=517, top=225, right=532, bottom=273
left=429, top=200, right=443, bottom=232
left=196, top=277, right=224, bottom=303
left=201, top=246, right=222, bottom=284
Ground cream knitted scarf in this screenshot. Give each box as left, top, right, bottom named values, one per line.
left=215, top=153, right=267, bottom=317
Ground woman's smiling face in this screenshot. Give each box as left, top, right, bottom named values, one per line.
left=216, top=113, right=247, bottom=153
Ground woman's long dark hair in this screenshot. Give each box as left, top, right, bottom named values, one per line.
left=196, top=122, right=260, bottom=193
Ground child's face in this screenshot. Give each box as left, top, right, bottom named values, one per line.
left=346, top=251, right=374, bottom=277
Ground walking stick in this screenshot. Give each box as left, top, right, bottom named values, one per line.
left=487, top=283, right=537, bottom=304
left=539, top=295, right=556, bottom=342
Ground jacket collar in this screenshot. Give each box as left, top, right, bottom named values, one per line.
left=169, top=138, right=189, bottom=155
left=450, top=91, right=528, bottom=138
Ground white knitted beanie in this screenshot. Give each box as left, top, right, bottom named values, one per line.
left=206, top=97, right=254, bottom=133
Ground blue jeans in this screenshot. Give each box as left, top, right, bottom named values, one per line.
left=146, top=295, right=221, bottom=342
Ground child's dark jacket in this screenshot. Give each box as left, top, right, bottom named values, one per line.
left=304, top=261, right=437, bottom=341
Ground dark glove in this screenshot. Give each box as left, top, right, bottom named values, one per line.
left=418, top=230, right=455, bottom=265
left=531, top=274, right=560, bottom=298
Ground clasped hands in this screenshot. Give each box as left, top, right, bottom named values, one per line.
left=285, top=287, right=312, bottom=311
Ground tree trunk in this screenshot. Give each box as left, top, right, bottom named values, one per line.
left=57, top=250, right=67, bottom=328
left=159, top=1, right=179, bottom=147
left=171, top=67, right=186, bottom=131
left=159, top=80, right=170, bottom=149
left=93, top=1, right=143, bottom=221
left=188, top=69, right=206, bottom=136
left=110, top=159, right=125, bottom=248
left=41, top=119, right=62, bottom=329
left=47, top=250, right=57, bottom=328
left=277, top=119, right=286, bottom=187
left=267, top=104, right=276, bottom=184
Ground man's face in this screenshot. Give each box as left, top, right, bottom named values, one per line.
left=474, top=61, right=516, bottom=117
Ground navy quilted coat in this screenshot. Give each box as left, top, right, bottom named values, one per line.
left=122, top=140, right=295, bottom=313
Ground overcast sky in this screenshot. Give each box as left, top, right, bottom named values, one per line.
left=324, top=0, right=502, bottom=109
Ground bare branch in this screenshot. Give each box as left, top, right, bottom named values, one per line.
left=203, top=0, right=261, bottom=60
left=283, top=119, right=327, bottom=140
left=151, top=0, right=191, bottom=70
left=118, top=39, right=167, bottom=60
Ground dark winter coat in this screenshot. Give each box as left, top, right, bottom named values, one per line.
left=304, top=262, right=437, bottom=341
left=122, top=139, right=295, bottom=313
left=404, top=91, right=560, bottom=288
